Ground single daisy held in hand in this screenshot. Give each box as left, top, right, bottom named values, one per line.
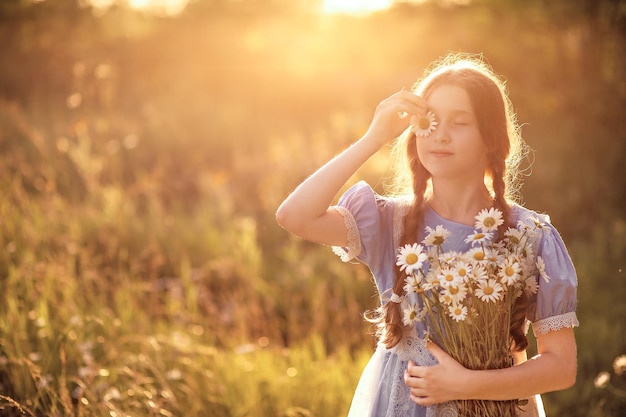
left=410, top=111, right=438, bottom=137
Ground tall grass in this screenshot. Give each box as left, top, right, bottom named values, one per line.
left=0, top=169, right=373, bottom=416
left=0, top=99, right=378, bottom=416
left=1, top=89, right=626, bottom=416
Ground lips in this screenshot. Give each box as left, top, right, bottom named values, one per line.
left=431, top=150, right=453, bottom=157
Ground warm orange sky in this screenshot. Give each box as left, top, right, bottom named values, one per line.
left=86, top=0, right=406, bottom=16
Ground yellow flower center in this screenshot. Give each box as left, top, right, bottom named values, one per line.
left=433, top=236, right=444, bottom=245
left=474, top=233, right=485, bottom=240
left=454, top=307, right=463, bottom=315
left=418, top=117, right=431, bottom=129
left=405, top=253, right=418, bottom=265
left=458, top=268, right=467, bottom=277
left=483, top=217, right=496, bottom=228
left=449, top=286, right=459, bottom=295
left=505, top=266, right=515, bottom=277
left=444, top=274, right=455, bottom=282
left=473, top=252, right=485, bottom=261
left=483, top=286, right=494, bottom=295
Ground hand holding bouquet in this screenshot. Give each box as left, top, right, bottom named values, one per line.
left=396, top=209, right=549, bottom=416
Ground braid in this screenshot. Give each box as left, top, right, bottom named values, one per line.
left=490, top=154, right=529, bottom=352
left=380, top=54, right=530, bottom=351
left=380, top=137, right=430, bottom=348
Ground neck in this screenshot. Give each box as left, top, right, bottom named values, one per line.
left=427, top=178, right=493, bottom=226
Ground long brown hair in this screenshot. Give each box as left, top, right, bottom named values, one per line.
left=379, top=54, right=530, bottom=351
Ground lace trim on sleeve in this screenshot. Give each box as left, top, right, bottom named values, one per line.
left=532, top=311, right=579, bottom=336
left=331, top=206, right=361, bottom=262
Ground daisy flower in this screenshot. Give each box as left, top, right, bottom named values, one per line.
left=439, top=250, right=461, bottom=265
left=504, top=227, right=524, bottom=246
left=402, top=302, right=424, bottom=326
left=441, top=284, right=468, bottom=304
left=594, top=371, right=610, bottom=389
left=454, top=260, right=472, bottom=282
left=469, top=264, right=488, bottom=282
left=536, top=256, right=550, bottom=283
left=448, top=304, right=469, bottom=322
left=410, top=111, right=438, bottom=137
left=613, top=354, right=626, bottom=376
left=464, top=231, right=493, bottom=246
left=423, top=225, right=451, bottom=247
left=523, top=275, right=539, bottom=295
left=484, top=246, right=505, bottom=265
left=438, top=266, right=463, bottom=288
left=467, top=247, right=487, bottom=264
left=498, top=256, right=522, bottom=286
left=396, top=243, right=427, bottom=275
left=474, top=278, right=504, bottom=302
left=474, top=208, right=504, bottom=232
left=403, top=275, right=422, bottom=295
left=422, top=269, right=439, bottom=291
left=531, top=216, right=548, bottom=229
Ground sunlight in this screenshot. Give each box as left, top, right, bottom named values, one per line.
left=321, top=0, right=393, bottom=15
left=85, top=0, right=189, bottom=16
left=128, top=0, right=189, bottom=15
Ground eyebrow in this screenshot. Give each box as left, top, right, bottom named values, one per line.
left=432, top=109, right=475, bottom=118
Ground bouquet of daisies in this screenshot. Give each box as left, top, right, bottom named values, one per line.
left=396, top=208, right=549, bottom=417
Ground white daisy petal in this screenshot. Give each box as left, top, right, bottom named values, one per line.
left=410, top=111, right=438, bottom=137
left=474, top=208, right=504, bottom=232
left=396, top=243, right=427, bottom=275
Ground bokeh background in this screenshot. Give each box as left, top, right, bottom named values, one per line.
left=1, top=0, right=625, bottom=416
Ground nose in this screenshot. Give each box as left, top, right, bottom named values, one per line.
left=430, top=123, right=449, bottom=143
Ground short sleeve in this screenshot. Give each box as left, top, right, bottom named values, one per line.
left=330, top=181, right=394, bottom=271
left=527, top=221, right=580, bottom=336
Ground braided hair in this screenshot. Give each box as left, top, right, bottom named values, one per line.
left=378, top=54, right=529, bottom=351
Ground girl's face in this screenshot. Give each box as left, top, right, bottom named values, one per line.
left=416, top=83, right=488, bottom=182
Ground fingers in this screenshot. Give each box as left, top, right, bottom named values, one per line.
left=365, top=88, right=428, bottom=143
left=385, top=89, right=428, bottom=118
left=404, top=365, right=436, bottom=406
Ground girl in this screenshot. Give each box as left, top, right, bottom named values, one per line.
left=276, top=54, right=578, bottom=417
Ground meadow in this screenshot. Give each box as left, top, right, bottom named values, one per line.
left=1, top=0, right=625, bottom=416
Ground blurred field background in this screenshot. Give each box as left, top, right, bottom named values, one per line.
left=0, top=0, right=625, bottom=416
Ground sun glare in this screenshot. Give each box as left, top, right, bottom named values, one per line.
left=128, top=0, right=188, bottom=15
left=322, top=0, right=393, bottom=15
left=85, top=0, right=188, bottom=16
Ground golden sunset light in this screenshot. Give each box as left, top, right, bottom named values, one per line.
left=2, top=1, right=624, bottom=416
left=321, top=0, right=392, bottom=15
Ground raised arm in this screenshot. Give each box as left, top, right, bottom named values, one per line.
left=276, top=90, right=427, bottom=247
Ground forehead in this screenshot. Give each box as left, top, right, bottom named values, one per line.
left=426, top=84, right=475, bottom=116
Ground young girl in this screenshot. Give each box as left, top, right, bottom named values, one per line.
left=276, top=54, right=578, bottom=417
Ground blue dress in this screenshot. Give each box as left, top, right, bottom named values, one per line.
left=331, top=182, right=579, bottom=417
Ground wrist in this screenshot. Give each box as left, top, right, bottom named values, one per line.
left=359, top=130, right=389, bottom=151
left=458, top=368, right=477, bottom=400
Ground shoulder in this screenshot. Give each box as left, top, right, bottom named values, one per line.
left=510, top=204, right=551, bottom=226
left=339, top=181, right=411, bottom=212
